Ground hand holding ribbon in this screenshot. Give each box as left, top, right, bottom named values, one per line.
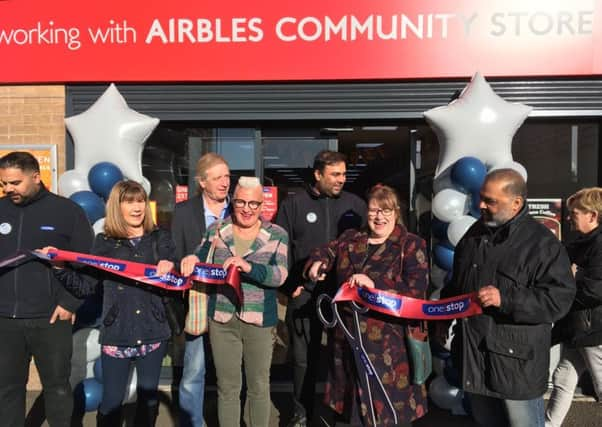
left=30, top=249, right=241, bottom=300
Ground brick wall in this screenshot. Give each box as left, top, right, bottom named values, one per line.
left=0, top=85, right=67, bottom=174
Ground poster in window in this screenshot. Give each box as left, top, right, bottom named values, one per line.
left=261, top=186, right=278, bottom=222
left=0, top=145, right=58, bottom=196
left=527, top=199, right=563, bottom=240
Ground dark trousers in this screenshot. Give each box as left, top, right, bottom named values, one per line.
left=98, top=341, right=167, bottom=415
left=286, top=290, right=324, bottom=420
left=0, top=317, right=73, bottom=427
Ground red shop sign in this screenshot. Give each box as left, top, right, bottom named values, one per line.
left=1, top=0, right=601, bottom=83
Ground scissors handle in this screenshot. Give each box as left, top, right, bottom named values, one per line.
left=351, top=299, right=370, bottom=314
left=316, top=293, right=337, bottom=328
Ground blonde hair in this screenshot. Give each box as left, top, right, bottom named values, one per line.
left=196, top=152, right=228, bottom=180
left=104, top=180, right=154, bottom=238
left=366, top=184, right=404, bottom=225
left=567, top=187, right=602, bottom=219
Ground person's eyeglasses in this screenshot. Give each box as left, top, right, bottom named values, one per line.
left=232, top=199, right=262, bottom=210
left=367, top=208, right=394, bottom=217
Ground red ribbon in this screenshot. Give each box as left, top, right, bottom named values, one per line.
left=334, top=282, right=482, bottom=320
left=39, top=249, right=241, bottom=299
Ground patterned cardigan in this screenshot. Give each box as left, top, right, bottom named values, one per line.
left=195, top=217, right=289, bottom=327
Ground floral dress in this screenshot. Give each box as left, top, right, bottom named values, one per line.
left=309, top=224, right=429, bottom=426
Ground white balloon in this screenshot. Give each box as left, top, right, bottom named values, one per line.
left=65, top=83, right=159, bottom=190
left=72, top=327, right=101, bottom=363
left=123, top=366, right=138, bottom=404
left=58, top=169, right=91, bottom=198
left=441, top=319, right=456, bottom=352
left=424, top=72, right=532, bottom=178
left=447, top=215, right=477, bottom=247
left=92, top=218, right=105, bottom=235
left=85, top=360, right=95, bottom=379
left=429, top=375, right=463, bottom=410
left=489, top=160, right=528, bottom=182
left=432, top=188, right=469, bottom=223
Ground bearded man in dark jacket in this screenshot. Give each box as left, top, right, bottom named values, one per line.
left=438, top=168, right=575, bottom=427
left=0, top=151, right=94, bottom=427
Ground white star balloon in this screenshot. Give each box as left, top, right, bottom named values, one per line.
left=65, top=84, right=159, bottom=194
left=424, top=73, right=532, bottom=178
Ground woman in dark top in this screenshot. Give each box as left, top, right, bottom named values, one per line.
left=546, top=187, right=602, bottom=427
left=46, top=180, right=176, bottom=427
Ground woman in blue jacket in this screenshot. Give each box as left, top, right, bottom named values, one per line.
left=47, top=180, right=176, bottom=426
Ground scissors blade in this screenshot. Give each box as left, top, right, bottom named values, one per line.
left=347, top=308, right=399, bottom=426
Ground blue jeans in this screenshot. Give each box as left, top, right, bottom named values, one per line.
left=179, top=333, right=206, bottom=427
left=99, top=341, right=167, bottom=415
left=545, top=345, right=602, bottom=427
left=469, top=392, right=545, bottom=427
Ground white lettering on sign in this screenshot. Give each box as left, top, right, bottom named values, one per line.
left=0, top=9, right=594, bottom=52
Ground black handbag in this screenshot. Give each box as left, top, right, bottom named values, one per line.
left=162, top=293, right=186, bottom=336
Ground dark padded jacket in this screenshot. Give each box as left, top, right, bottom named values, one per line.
left=55, top=228, right=176, bottom=346
left=275, top=186, right=366, bottom=296
left=556, top=226, right=602, bottom=347
left=0, top=186, right=93, bottom=318
left=442, top=206, right=575, bottom=400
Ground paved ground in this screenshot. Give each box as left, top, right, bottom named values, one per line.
left=24, top=387, right=602, bottom=427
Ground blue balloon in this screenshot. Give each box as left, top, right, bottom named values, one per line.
left=74, top=378, right=103, bottom=412
left=451, top=157, right=487, bottom=194
left=93, top=358, right=102, bottom=383
left=88, top=162, right=123, bottom=199
left=431, top=217, right=449, bottom=241
left=70, top=191, right=105, bottom=224
left=433, top=244, right=455, bottom=271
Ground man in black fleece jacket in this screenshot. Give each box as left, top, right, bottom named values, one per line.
left=276, top=150, right=366, bottom=427
left=0, top=151, right=93, bottom=427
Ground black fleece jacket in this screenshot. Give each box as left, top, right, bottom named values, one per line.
left=275, top=186, right=366, bottom=295
left=0, top=186, right=93, bottom=318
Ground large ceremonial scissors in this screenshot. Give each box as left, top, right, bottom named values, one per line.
left=316, top=290, right=398, bottom=426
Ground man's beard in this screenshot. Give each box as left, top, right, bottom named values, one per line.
left=482, top=211, right=512, bottom=227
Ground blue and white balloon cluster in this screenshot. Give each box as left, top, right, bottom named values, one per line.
left=431, top=156, right=485, bottom=272
left=59, top=161, right=124, bottom=234
left=61, top=83, right=159, bottom=233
